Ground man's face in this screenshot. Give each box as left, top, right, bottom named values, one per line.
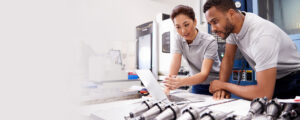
left=205, top=6, right=234, bottom=39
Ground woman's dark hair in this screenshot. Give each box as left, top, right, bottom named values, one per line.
left=171, top=5, right=195, bottom=21
left=203, top=0, right=237, bottom=13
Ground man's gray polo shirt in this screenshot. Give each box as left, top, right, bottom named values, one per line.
left=226, top=12, right=300, bottom=79
left=171, top=31, right=220, bottom=85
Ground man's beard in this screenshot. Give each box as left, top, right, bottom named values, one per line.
left=215, top=18, right=234, bottom=39
left=223, top=19, right=234, bottom=39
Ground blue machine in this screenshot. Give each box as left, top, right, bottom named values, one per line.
left=210, top=0, right=300, bottom=99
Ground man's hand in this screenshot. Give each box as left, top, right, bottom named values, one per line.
left=209, top=80, right=225, bottom=93
left=212, top=90, right=230, bottom=100
left=164, top=76, right=183, bottom=90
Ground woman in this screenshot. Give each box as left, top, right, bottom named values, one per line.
left=164, top=5, right=221, bottom=95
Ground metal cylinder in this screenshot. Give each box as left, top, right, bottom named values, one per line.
left=128, top=99, right=155, bottom=118
left=139, top=101, right=167, bottom=120
left=154, top=103, right=187, bottom=120
left=279, top=103, right=296, bottom=119
left=242, top=97, right=267, bottom=120
left=266, top=98, right=282, bottom=120
left=177, top=106, right=207, bottom=120
left=200, top=110, right=233, bottom=120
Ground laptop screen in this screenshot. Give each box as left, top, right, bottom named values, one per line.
left=136, top=69, right=169, bottom=102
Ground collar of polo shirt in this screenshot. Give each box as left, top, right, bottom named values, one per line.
left=182, top=28, right=202, bottom=45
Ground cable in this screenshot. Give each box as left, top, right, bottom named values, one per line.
left=237, top=59, right=246, bottom=85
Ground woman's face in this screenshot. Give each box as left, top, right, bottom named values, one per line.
left=173, top=14, right=197, bottom=40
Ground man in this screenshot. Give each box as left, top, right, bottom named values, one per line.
left=203, top=0, right=300, bottom=100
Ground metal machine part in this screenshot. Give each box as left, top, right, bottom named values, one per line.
left=177, top=106, right=207, bottom=120
left=225, top=114, right=237, bottom=120
left=280, top=104, right=300, bottom=120
left=154, top=103, right=187, bottom=120
left=288, top=108, right=300, bottom=119
left=128, top=99, right=155, bottom=118
left=279, top=103, right=296, bottom=119
left=200, top=111, right=234, bottom=120
left=242, top=97, right=268, bottom=120
left=266, top=98, right=282, bottom=120
left=139, top=101, right=167, bottom=120
left=177, top=99, right=237, bottom=120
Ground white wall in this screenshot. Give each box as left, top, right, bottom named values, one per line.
left=0, top=0, right=210, bottom=119
left=0, top=0, right=83, bottom=120
left=80, top=0, right=207, bottom=81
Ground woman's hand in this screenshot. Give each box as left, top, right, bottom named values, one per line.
left=164, top=87, right=170, bottom=95
left=163, top=75, right=183, bottom=90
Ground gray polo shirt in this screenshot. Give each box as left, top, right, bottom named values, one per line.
left=172, top=31, right=220, bottom=85
left=226, top=12, right=300, bottom=79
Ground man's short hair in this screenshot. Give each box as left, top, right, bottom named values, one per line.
left=203, top=0, right=237, bottom=13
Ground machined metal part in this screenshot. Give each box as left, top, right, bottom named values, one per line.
left=242, top=97, right=268, bottom=120
left=200, top=110, right=234, bottom=120
left=280, top=104, right=300, bottom=120
left=128, top=99, right=155, bottom=118
left=154, top=102, right=187, bottom=120
left=176, top=100, right=204, bottom=105
left=139, top=101, right=168, bottom=120
left=266, top=98, right=282, bottom=120
left=279, top=103, right=296, bottom=119
left=290, top=107, right=300, bottom=118
left=177, top=99, right=237, bottom=120
left=177, top=106, right=207, bottom=120
left=225, top=114, right=237, bottom=120
left=200, top=111, right=214, bottom=120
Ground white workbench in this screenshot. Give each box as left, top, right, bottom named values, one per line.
left=82, top=91, right=251, bottom=120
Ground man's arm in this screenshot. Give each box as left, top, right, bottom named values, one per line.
left=211, top=67, right=277, bottom=100
left=213, top=44, right=237, bottom=99
left=212, top=34, right=281, bottom=100
left=219, top=43, right=237, bottom=82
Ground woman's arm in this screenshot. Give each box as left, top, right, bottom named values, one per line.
left=164, top=53, right=182, bottom=94
left=181, top=58, right=214, bottom=86
left=169, top=53, right=182, bottom=75
left=165, top=58, right=214, bottom=90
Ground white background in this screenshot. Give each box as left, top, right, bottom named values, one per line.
left=0, top=0, right=208, bottom=119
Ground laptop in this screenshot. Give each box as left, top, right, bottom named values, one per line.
left=136, top=69, right=187, bottom=103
